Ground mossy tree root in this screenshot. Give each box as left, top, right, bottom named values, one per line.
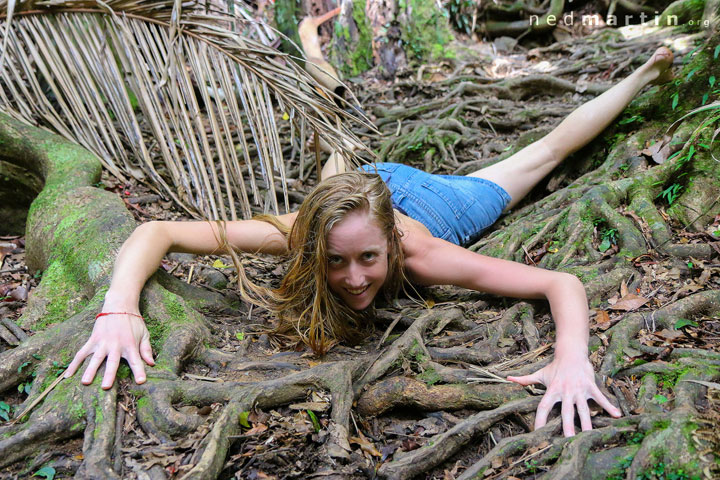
left=455, top=418, right=563, bottom=480
left=600, top=290, right=720, bottom=377
left=179, top=361, right=361, bottom=478
left=0, top=112, right=218, bottom=476
left=377, top=396, right=541, bottom=479
left=356, top=376, right=529, bottom=416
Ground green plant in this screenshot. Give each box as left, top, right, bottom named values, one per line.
left=659, top=183, right=683, bottom=205
left=446, top=0, right=476, bottom=34
left=33, top=467, right=56, bottom=480
left=619, top=114, right=645, bottom=125
left=599, top=228, right=618, bottom=253
left=524, top=459, right=539, bottom=473
left=307, top=410, right=321, bottom=432
left=0, top=401, right=10, bottom=422
left=674, top=318, right=698, bottom=329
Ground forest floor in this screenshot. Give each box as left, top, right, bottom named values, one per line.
left=2, top=21, right=720, bottom=480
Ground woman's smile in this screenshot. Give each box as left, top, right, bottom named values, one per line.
left=326, top=209, right=389, bottom=310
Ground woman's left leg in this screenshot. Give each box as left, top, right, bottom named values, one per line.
left=468, top=47, right=673, bottom=210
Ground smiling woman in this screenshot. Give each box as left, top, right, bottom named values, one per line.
left=65, top=46, right=676, bottom=439
left=326, top=210, right=390, bottom=311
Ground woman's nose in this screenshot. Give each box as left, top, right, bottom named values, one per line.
left=345, top=262, right=365, bottom=286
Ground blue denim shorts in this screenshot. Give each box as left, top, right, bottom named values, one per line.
left=360, top=163, right=511, bottom=246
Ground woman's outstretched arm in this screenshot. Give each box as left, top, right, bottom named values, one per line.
left=64, top=216, right=294, bottom=389
left=403, top=235, right=622, bottom=437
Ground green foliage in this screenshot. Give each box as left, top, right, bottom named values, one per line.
left=658, top=183, right=683, bottom=205
left=307, top=410, right=321, bottom=432
left=0, top=401, right=10, bottom=422
left=399, top=0, right=455, bottom=62
left=446, top=0, right=475, bottom=34
left=33, top=467, right=56, bottom=480
left=674, top=318, right=698, bottom=329
left=653, top=394, right=669, bottom=404
left=605, top=455, right=635, bottom=480
left=619, top=114, right=645, bottom=125
left=635, top=460, right=700, bottom=480
left=524, top=459, right=539, bottom=474
left=239, top=410, right=251, bottom=428
left=417, top=366, right=441, bottom=386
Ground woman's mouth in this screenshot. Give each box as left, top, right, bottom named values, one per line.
left=345, top=285, right=370, bottom=296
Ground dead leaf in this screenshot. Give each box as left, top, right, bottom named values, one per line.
left=640, top=135, right=673, bottom=164
left=350, top=433, right=382, bottom=457
left=0, top=242, right=16, bottom=267
left=401, top=437, right=421, bottom=452
left=596, top=310, right=611, bottom=324
left=491, top=457, right=503, bottom=469
left=654, top=329, right=683, bottom=341
left=245, top=423, right=268, bottom=435
left=620, top=279, right=629, bottom=297
left=608, top=294, right=648, bottom=311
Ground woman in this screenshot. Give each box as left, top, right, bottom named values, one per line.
left=65, top=47, right=674, bottom=437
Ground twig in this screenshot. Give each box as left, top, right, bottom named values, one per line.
left=376, top=314, right=403, bottom=348
left=465, top=364, right=513, bottom=383
left=10, top=371, right=66, bottom=424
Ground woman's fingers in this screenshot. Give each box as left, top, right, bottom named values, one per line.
left=126, top=347, right=148, bottom=385
left=561, top=396, right=576, bottom=437
left=507, top=370, right=544, bottom=386
left=591, top=385, right=623, bottom=417
left=64, top=341, right=92, bottom=378
left=576, top=396, right=593, bottom=432
left=81, top=349, right=108, bottom=385
left=534, top=393, right=557, bottom=430
left=139, top=334, right=155, bottom=367
left=102, top=350, right=121, bottom=390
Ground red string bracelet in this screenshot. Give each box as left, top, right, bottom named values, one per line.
left=95, top=312, right=144, bottom=320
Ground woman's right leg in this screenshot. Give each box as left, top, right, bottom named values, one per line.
left=468, top=47, right=673, bottom=210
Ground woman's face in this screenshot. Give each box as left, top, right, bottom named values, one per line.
left=326, top=209, right=389, bottom=311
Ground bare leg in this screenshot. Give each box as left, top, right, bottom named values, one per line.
left=320, top=151, right=348, bottom=180
left=469, top=47, right=674, bottom=210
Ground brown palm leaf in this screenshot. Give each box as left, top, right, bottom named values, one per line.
left=0, top=0, right=369, bottom=219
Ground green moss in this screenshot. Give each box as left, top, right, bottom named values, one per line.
left=330, top=0, right=374, bottom=77
left=273, top=0, right=303, bottom=55
left=92, top=394, right=103, bottom=439
left=408, top=339, right=428, bottom=364
left=399, top=0, right=455, bottom=62
left=604, top=454, right=635, bottom=480
left=136, top=395, right=150, bottom=413
left=417, top=366, right=441, bottom=386
left=145, top=288, right=194, bottom=350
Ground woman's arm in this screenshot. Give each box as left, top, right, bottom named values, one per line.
left=404, top=235, right=621, bottom=436
left=65, top=216, right=294, bottom=389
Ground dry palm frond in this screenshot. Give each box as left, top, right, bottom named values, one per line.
left=0, top=0, right=370, bottom=219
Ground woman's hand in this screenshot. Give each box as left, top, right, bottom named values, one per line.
left=508, top=353, right=622, bottom=437
left=64, top=313, right=155, bottom=389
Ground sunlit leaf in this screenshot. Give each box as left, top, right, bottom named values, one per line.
left=674, top=318, right=698, bottom=329
left=239, top=410, right=251, bottom=428
left=33, top=467, right=55, bottom=480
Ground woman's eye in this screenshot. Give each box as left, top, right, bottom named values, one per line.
left=328, top=256, right=343, bottom=265
left=362, top=252, right=376, bottom=261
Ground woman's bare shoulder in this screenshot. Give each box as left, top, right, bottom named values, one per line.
left=395, top=209, right=433, bottom=256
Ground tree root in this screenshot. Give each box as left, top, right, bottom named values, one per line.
left=356, top=376, right=528, bottom=416
left=377, top=396, right=541, bottom=479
